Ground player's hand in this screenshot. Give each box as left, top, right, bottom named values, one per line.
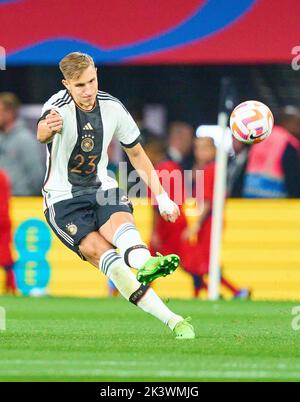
left=156, top=192, right=180, bottom=223
left=46, top=109, right=63, bottom=134
left=161, top=209, right=179, bottom=223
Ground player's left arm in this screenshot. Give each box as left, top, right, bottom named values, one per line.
left=124, top=143, right=180, bottom=223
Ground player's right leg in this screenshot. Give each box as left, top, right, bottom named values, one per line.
left=96, top=193, right=179, bottom=286
left=99, top=212, right=180, bottom=284
left=95, top=188, right=180, bottom=284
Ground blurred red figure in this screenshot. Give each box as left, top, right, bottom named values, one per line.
left=182, top=137, right=249, bottom=299
left=150, top=159, right=188, bottom=255
left=144, top=136, right=188, bottom=256
left=0, top=170, right=17, bottom=294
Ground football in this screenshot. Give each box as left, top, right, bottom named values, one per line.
left=230, top=100, right=274, bottom=144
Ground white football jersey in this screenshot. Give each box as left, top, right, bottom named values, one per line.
left=39, top=90, right=140, bottom=210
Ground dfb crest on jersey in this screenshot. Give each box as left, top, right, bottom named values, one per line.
left=81, top=135, right=95, bottom=152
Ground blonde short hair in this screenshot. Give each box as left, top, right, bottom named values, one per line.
left=59, top=52, right=95, bottom=80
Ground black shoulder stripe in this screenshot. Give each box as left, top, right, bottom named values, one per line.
left=55, top=98, right=71, bottom=107
left=56, top=97, right=73, bottom=107
left=54, top=94, right=72, bottom=108
left=52, top=91, right=69, bottom=106
left=97, top=94, right=129, bottom=113
left=98, top=90, right=111, bottom=96
left=97, top=91, right=121, bottom=104
left=38, top=97, right=72, bottom=125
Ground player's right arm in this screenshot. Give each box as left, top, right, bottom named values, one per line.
left=37, top=110, right=63, bottom=144
left=114, top=99, right=179, bottom=222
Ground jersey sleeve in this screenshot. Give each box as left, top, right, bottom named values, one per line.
left=114, top=103, right=141, bottom=148
left=37, top=91, right=68, bottom=124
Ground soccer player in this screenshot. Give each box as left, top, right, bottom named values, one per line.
left=37, top=52, right=195, bottom=339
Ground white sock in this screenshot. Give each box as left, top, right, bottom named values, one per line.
left=112, top=223, right=151, bottom=269
left=99, top=250, right=182, bottom=330
left=137, top=288, right=183, bottom=330
left=99, top=249, right=139, bottom=299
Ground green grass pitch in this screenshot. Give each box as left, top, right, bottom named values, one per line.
left=0, top=296, right=300, bottom=382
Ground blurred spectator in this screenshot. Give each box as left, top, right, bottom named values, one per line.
left=227, top=138, right=250, bottom=197
left=167, top=121, right=194, bottom=171
left=144, top=135, right=188, bottom=256
left=243, top=106, right=300, bottom=198
left=122, top=103, right=151, bottom=190
left=182, top=137, right=250, bottom=299
left=0, top=170, right=17, bottom=295
left=0, top=92, right=44, bottom=195
left=129, top=103, right=152, bottom=142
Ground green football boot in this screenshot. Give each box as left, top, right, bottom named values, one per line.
left=137, top=253, right=180, bottom=285
left=173, top=317, right=195, bottom=340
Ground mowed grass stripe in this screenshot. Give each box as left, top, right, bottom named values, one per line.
left=1, top=359, right=300, bottom=378
left=0, top=368, right=300, bottom=380
left=2, top=360, right=300, bottom=371
left=1, top=296, right=300, bottom=381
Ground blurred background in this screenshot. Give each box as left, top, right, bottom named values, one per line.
left=0, top=0, right=300, bottom=300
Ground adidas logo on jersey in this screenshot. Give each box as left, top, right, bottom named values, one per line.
left=83, top=122, right=93, bottom=130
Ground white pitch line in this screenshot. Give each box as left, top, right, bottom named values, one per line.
left=0, top=368, right=300, bottom=379
left=0, top=360, right=139, bottom=366
left=1, top=360, right=300, bottom=372
left=1, top=360, right=300, bottom=369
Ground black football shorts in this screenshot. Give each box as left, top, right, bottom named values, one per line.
left=44, top=187, right=133, bottom=259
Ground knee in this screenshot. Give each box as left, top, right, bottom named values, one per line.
left=79, top=243, right=102, bottom=262
left=110, top=212, right=135, bottom=231
left=79, top=234, right=110, bottom=264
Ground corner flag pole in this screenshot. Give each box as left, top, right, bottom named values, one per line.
left=208, top=77, right=236, bottom=301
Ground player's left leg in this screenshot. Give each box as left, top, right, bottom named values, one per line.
left=98, top=210, right=149, bottom=267
left=99, top=249, right=185, bottom=333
